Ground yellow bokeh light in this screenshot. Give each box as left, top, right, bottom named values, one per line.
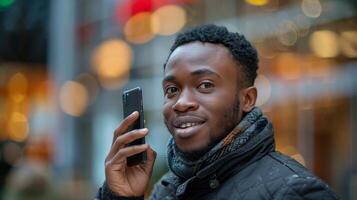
left=255, top=74, right=271, bottom=106
left=59, top=81, right=89, bottom=117
left=340, top=31, right=357, bottom=58
left=245, top=0, right=269, bottom=6
left=92, top=39, right=132, bottom=90
left=8, top=112, right=29, bottom=142
left=309, top=30, right=339, bottom=58
left=92, top=39, right=133, bottom=79
left=151, top=5, right=186, bottom=36
left=8, top=73, right=28, bottom=103
left=124, top=12, right=155, bottom=44
left=301, top=0, right=322, bottom=18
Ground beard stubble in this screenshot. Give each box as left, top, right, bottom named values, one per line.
left=164, top=93, right=241, bottom=161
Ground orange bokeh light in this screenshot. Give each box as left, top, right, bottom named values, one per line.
left=124, top=12, right=155, bottom=44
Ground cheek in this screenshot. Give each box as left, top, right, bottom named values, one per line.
left=162, top=101, right=172, bottom=119
left=200, top=92, right=237, bottom=126
left=201, top=92, right=236, bottom=112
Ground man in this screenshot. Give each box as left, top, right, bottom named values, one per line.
left=96, top=24, right=338, bottom=200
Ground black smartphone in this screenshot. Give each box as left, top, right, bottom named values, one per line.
left=123, top=87, right=147, bottom=166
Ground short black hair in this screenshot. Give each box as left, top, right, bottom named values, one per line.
left=164, top=24, right=259, bottom=87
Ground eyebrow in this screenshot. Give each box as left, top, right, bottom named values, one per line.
left=162, top=75, right=176, bottom=85
left=162, top=68, right=221, bottom=85
left=191, top=69, right=221, bottom=78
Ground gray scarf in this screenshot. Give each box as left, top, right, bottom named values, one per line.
left=167, top=107, right=267, bottom=180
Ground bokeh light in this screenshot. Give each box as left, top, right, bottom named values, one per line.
left=276, top=21, right=298, bottom=46
left=245, top=0, right=269, bottom=6
left=124, top=12, right=155, bottom=44
left=151, top=5, right=186, bottom=36
left=92, top=39, right=133, bottom=79
left=301, top=0, right=322, bottom=18
left=255, top=74, right=271, bottom=106
left=8, top=112, right=29, bottom=142
left=309, top=30, right=339, bottom=58
left=59, top=81, right=89, bottom=117
left=92, top=39, right=132, bottom=90
left=8, top=73, right=28, bottom=103
left=340, top=31, right=357, bottom=58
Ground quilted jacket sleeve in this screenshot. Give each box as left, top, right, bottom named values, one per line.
left=275, top=175, right=339, bottom=200
left=95, top=182, right=144, bottom=200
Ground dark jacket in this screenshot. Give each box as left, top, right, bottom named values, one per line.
left=97, top=124, right=338, bottom=200
left=148, top=125, right=338, bottom=200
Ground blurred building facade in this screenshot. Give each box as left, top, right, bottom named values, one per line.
left=0, top=0, right=356, bottom=199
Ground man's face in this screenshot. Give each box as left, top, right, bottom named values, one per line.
left=162, top=42, right=244, bottom=154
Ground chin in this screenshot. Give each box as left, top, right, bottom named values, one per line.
left=174, top=140, right=215, bottom=160
left=177, top=144, right=204, bottom=153
left=174, top=134, right=208, bottom=150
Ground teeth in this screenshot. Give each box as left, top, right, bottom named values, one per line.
left=179, top=123, right=198, bottom=128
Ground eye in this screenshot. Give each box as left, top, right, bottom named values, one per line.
left=198, top=81, right=214, bottom=89
left=165, top=86, right=179, bottom=96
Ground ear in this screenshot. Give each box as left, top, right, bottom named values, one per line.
left=240, top=86, right=257, bottom=112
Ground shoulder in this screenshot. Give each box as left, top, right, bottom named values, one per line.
left=260, top=152, right=339, bottom=199
left=272, top=173, right=339, bottom=199
left=219, top=152, right=339, bottom=199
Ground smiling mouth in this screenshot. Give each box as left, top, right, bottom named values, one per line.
left=171, top=115, right=206, bottom=138
left=177, top=122, right=203, bottom=129
left=173, top=121, right=205, bottom=138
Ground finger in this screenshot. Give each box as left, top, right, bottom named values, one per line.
left=112, top=111, right=139, bottom=144
left=107, top=128, right=148, bottom=161
left=143, top=146, right=157, bottom=174
left=110, top=144, right=149, bottom=165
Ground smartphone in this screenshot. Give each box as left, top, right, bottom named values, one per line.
left=123, top=87, right=147, bottom=166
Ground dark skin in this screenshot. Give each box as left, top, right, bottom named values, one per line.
left=104, top=41, right=257, bottom=197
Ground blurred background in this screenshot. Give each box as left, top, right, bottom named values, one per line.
left=0, top=0, right=356, bottom=199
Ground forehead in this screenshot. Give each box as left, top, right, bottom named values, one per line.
left=166, top=42, right=232, bottom=69
left=164, top=42, right=239, bottom=76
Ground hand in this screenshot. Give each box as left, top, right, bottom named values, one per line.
left=104, top=111, right=156, bottom=197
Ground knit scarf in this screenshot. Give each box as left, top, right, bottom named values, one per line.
left=167, top=107, right=270, bottom=180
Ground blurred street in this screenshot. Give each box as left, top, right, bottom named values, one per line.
left=0, top=0, right=356, bottom=199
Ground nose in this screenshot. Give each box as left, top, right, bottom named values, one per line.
left=172, top=89, right=198, bottom=112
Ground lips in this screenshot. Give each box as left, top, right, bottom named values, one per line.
left=171, top=115, right=206, bottom=138
left=172, top=116, right=205, bottom=128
